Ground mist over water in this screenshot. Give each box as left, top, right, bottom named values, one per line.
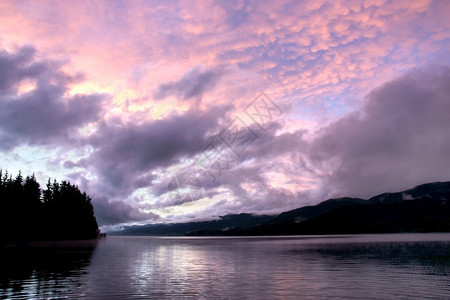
left=1, top=234, right=449, bottom=299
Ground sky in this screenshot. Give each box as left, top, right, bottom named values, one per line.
left=1, top=0, right=450, bottom=229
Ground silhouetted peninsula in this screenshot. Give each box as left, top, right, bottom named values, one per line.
left=0, top=170, right=99, bottom=244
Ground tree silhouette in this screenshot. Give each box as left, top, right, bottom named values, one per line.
left=0, top=170, right=99, bottom=243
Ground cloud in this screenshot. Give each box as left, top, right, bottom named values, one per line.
left=82, top=105, right=232, bottom=198
left=92, top=195, right=161, bottom=226
left=154, top=66, right=227, bottom=101
left=0, top=46, right=106, bottom=150
left=145, top=119, right=310, bottom=213
left=309, top=66, right=450, bottom=198
left=2, top=0, right=449, bottom=119
left=0, top=46, right=42, bottom=92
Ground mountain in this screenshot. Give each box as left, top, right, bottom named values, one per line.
left=263, top=197, right=366, bottom=224
left=368, top=181, right=450, bottom=203
left=109, top=182, right=450, bottom=236
left=109, top=213, right=273, bottom=236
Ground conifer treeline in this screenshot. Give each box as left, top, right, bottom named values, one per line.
left=0, top=170, right=99, bottom=242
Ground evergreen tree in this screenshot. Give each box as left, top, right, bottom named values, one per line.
left=0, top=170, right=99, bottom=243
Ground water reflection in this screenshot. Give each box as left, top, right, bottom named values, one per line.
left=284, top=240, right=450, bottom=299
left=1, top=235, right=449, bottom=299
left=0, top=240, right=97, bottom=299
left=83, top=235, right=450, bottom=299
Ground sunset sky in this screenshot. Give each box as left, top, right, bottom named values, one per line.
left=1, top=0, right=450, bottom=229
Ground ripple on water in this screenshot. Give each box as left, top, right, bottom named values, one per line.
left=1, top=234, right=449, bottom=299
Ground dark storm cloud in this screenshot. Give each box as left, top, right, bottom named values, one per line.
left=0, top=46, right=105, bottom=150
left=92, top=195, right=161, bottom=225
left=146, top=119, right=307, bottom=212
left=154, top=66, right=226, bottom=101
left=83, top=106, right=231, bottom=197
left=0, top=46, right=42, bottom=92
left=309, top=66, right=450, bottom=198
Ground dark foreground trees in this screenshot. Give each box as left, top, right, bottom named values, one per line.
left=0, top=170, right=99, bottom=242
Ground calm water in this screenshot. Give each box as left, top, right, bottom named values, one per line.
left=1, top=234, right=450, bottom=299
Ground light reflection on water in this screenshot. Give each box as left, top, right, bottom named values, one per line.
left=1, top=234, right=450, bottom=299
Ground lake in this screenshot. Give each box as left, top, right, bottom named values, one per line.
left=1, top=234, right=449, bottom=299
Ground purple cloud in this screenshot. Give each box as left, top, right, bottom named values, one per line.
left=0, top=46, right=106, bottom=150
left=154, top=66, right=227, bottom=102
left=92, top=195, right=161, bottom=225
left=82, top=105, right=232, bottom=198
left=309, top=66, right=450, bottom=198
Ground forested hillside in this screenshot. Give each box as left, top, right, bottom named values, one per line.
left=0, top=170, right=99, bottom=243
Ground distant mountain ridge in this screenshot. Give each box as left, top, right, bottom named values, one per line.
left=109, top=213, right=273, bottom=236
left=109, top=181, right=450, bottom=236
